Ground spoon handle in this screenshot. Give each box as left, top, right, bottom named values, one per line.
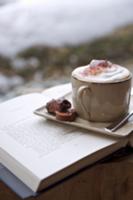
left=105, top=111, right=133, bottom=132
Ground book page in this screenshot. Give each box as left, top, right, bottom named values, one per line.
left=0, top=163, right=4, bottom=170
left=0, top=93, right=81, bottom=157
left=0, top=85, right=120, bottom=191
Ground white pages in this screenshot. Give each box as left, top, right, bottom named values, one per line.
left=0, top=84, right=122, bottom=192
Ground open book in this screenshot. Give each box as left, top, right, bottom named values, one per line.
left=0, top=83, right=133, bottom=192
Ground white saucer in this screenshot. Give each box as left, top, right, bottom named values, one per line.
left=34, top=92, right=133, bottom=138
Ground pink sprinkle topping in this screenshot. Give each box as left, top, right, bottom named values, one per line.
left=82, top=59, right=113, bottom=76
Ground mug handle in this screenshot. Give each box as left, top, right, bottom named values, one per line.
left=77, top=85, right=91, bottom=119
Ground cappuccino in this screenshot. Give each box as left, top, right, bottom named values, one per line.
left=71, top=60, right=132, bottom=122
left=72, top=60, right=130, bottom=83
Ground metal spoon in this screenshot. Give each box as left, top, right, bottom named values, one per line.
left=105, top=111, right=133, bottom=132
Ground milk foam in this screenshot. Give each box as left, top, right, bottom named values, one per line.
left=72, top=60, right=131, bottom=83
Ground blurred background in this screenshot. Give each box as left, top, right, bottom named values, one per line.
left=0, top=0, right=133, bottom=101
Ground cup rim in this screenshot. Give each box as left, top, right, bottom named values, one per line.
left=71, top=73, right=132, bottom=85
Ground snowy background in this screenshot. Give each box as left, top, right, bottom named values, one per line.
left=0, top=0, right=133, bottom=101
left=0, top=0, right=133, bottom=57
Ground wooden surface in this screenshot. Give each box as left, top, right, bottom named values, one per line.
left=0, top=148, right=133, bottom=200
